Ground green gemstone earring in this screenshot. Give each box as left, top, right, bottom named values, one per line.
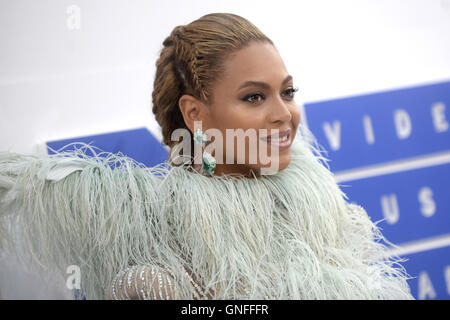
left=201, top=150, right=216, bottom=175
left=193, top=128, right=207, bottom=146
left=193, top=129, right=216, bottom=175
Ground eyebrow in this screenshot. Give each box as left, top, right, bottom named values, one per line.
left=238, top=75, right=293, bottom=91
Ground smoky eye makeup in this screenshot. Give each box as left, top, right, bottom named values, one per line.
left=241, top=92, right=265, bottom=103
left=283, top=87, right=299, bottom=98
left=241, top=86, right=299, bottom=104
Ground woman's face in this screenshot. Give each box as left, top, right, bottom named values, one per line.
left=182, top=41, right=301, bottom=176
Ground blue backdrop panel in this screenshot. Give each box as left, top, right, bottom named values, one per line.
left=304, top=80, right=450, bottom=300
left=46, top=127, right=168, bottom=168
left=341, top=162, right=450, bottom=245
left=304, top=81, right=450, bottom=172
left=400, top=245, right=450, bottom=300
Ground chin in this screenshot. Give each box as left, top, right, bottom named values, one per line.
left=277, top=152, right=291, bottom=171
left=255, top=150, right=291, bottom=174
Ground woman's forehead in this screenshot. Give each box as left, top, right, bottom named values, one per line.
left=217, top=42, right=289, bottom=89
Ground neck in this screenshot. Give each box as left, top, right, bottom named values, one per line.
left=194, top=163, right=260, bottom=178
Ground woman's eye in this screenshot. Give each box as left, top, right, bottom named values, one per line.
left=282, top=87, right=299, bottom=99
left=243, top=93, right=264, bottom=104
left=243, top=87, right=298, bottom=104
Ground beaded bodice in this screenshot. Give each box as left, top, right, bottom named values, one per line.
left=109, top=265, right=210, bottom=300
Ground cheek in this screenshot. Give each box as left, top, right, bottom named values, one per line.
left=210, top=105, right=239, bottom=128
left=213, top=106, right=264, bottom=130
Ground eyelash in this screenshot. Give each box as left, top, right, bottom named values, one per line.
left=243, top=87, right=299, bottom=104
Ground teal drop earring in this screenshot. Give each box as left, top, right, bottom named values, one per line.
left=193, top=128, right=216, bottom=175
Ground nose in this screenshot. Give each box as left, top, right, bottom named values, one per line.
left=268, top=96, right=292, bottom=124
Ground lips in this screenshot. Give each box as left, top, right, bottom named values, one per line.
left=260, top=129, right=292, bottom=149
left=261, top=129, right=291, bottom=142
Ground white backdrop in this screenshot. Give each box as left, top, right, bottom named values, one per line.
left=0, top=0, right=449, bottom=299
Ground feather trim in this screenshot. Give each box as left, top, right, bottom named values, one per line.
left=0, top=125, right=413, bottom=299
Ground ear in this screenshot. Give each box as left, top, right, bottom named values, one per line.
left=178, top=94, right=208, bottom=132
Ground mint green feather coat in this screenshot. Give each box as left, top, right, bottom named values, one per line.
left=0, top=127, right=414, bottom=300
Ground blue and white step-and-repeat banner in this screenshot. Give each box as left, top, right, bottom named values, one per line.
left=47, top=127, right=168, bottom=168
left=304, top=80, right=450, bottom=300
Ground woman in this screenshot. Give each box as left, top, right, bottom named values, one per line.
left=0, top=13, right=413, bottom=300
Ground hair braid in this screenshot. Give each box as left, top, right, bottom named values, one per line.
left=152, top=34, right=187, bottom=148
left=171, top=27, right=205, bottom=101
